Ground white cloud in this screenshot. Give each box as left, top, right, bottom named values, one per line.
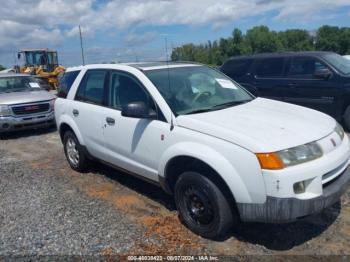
left=124, top=31, right=158, bottom=46
left=273, top=0, right=350, bottom=21
left=0, top=0, right=349, bottom=66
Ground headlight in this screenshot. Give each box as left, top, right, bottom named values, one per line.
left=334, top=122, right=345, bottom=140
left=277, top=142, right=323, bottom=167
left=256, top=141, right=323, bottom=170
left=0, top=105, right=11, bottom=117
left=49, top=99, right=56, bottom=110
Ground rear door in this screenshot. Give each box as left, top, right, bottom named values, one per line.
left=252, top=57, right=288, bottom=100
left=283, top=56, right=339, bottom=116
left=70, top=69, right=108, bottom=157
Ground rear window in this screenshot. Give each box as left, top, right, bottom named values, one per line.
left=255, top=58, right=285, bottom=78
left=221, top=59, right=253, bottom=79
left=57, top=70, right=80, bottom=98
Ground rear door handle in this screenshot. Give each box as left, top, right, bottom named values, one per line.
left=106, top=117, right=115, bottom=125
left=288, top=83, right=297, bottom=88
left=72, top=109, right=79, bottom=116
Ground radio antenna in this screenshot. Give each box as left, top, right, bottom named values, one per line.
left=164, top=37, right=174, bottom=131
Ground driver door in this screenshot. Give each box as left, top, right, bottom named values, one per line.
left=101, top=70, right=171, bottom=181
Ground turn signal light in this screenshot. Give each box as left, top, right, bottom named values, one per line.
left=256, top=153, right=285, bottom=170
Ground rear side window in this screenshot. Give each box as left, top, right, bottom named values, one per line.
left=57, top=71, right=80, bottom=98
left=75, top=70, right=108, bottom=106
left=222, top=59, right=253, bottom=79
left=255, top=58, right=285, bottom=78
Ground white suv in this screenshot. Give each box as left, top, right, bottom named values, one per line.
left=55, top=62, right=350, bottom=239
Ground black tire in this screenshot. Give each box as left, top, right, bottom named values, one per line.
left=343, top=106, right=350, bottom=131
left=63, top=130, right=89, bottom=172
left=174, top=171, right=234, bottom=240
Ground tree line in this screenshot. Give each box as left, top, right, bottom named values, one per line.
left=171, top=25, right=350, bottom=66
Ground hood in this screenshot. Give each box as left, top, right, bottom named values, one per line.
left=0, top=90, right=55, bottom=105
left=176, top=98, right=336, bottom=153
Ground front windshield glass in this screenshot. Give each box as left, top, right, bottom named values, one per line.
left=145, top=66, right=254, bottom=115
left=323, top=53, right=350, bottom=75
left=0, top=76, right=42, bottom=94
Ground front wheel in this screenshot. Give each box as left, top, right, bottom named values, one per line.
left=174, top=172, right=234, bottom=240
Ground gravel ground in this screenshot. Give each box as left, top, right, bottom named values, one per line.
left=0, top=150, right=142, bottom=256
left=1, top=129, right=350, bottom=259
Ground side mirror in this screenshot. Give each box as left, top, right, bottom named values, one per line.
left=314, top=68, right=332, bottom=80
left=17, top=53, right=21, bottom=60
left=121, top=101, right=157, bottom=119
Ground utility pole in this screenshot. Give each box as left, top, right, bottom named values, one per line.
left=164, top=37, right=169, bottom=62
left=79, top=25, right=85, bottom=65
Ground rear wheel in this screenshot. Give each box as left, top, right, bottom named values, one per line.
left=63, top=131, right=89, bottom=172
left=174, top=171, right=234, bottom=240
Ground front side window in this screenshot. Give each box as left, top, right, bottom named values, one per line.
left=145, top=66, right=254, bottom=115
left=107, top=71, right=154, bottom=110
left=75, top=70, right=107, bottom=105
left=287, top=57, right=328, bottom=79
left=255, top=58, right=285, bottom=78
left=0, top=76, right=42, bottom=94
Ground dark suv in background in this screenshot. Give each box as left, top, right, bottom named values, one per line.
left=220, top=52, right=350, bottom=129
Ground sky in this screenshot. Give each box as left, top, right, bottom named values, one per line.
left=0, top=0, right=350, bottom=67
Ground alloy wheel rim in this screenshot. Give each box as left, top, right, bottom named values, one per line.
left=66, top=138, right=79, bottom=166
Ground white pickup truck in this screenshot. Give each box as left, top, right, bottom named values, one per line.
left=55, top=62, right=350, bottom=239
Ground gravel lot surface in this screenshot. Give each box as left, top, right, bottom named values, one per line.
left=1, top=128, right=350, bottom=259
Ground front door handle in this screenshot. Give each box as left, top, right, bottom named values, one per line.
left=106, top=117, right=115, bottom=125
left=288, top=83, right=297, bottom=88
left=72, top=109, right=79, bottom=116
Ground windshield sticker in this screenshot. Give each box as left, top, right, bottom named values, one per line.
left=216, top=79, right=238, bottom=89
left=29, top=82, right=40, bottom=88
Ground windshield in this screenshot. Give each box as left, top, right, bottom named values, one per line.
left=145, top=66, right=254, bottom=115
left=323, top=53, right=350, bottom=75
left=0, top=76, right=42, bottom=94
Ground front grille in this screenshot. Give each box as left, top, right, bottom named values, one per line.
left=11, top=102, right=50, bottom=115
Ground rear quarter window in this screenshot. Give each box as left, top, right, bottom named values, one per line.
left=57, top=70, right=80, bottom=98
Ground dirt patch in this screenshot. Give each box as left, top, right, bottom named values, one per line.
left=135, top=213, right=204, bottom=254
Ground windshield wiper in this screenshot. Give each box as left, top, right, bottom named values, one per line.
left=211, top=99, right=252, bottom=109
left=183, top=107, right=216, bottom=115
left=4, top=89, right=28, bottom=93
left=183, top=100, right=252, bottom=115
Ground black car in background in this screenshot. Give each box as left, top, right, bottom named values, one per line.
left=220, top=52, right=350, bottom=129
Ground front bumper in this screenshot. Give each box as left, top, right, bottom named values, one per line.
left=0, top=111, right=55, bottom=132
left=237, top=165, right=350, bottom=223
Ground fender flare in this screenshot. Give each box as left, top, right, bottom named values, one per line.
left=58, top=115, right=86, bottom=146
left=158, top=142, right=252, bottom=203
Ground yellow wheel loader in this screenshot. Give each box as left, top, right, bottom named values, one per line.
left=17, top=49, right=65, bottom=90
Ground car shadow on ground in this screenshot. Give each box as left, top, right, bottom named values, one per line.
left=90, top=161, right=340, bottom=251
left=0, top=126, right=57, bottom=140
left=232, top=202, right=340, bottom=250
left=90, top=162, right=177, bottom=211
